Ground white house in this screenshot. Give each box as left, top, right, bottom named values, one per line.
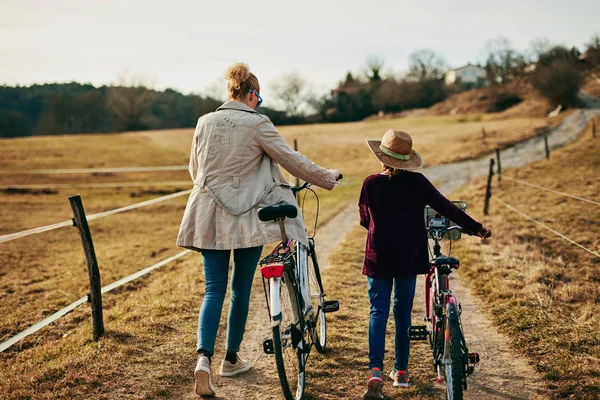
left=445, top=64, right=487, bottom=87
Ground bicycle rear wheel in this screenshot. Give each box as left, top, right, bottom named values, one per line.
left=307, top=241, right=327, bottom=353
left=443, top=303, right=464, bottom=400
left=273, top=267, right=306, bottom=400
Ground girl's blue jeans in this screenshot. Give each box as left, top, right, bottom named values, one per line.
left=197, top=246, right=263, bottom=356
left=367, top=275, right=417, bottom=372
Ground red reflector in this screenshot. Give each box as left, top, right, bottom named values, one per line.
left=260, top=263, right=284, bottom=278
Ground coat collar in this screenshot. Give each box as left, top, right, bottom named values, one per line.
left=216, top=100, right=259, bottom=114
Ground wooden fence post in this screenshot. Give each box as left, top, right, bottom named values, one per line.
left=496, top=148, right=501, bottom=182
left=293, top=139, right=300, bottom=188
left=69, top=195, right=104, bottom=341
left=482, top=127, right=486, bottom=140
left=484, top=159, right=495, bottom=216
left=593, top=118, right=597, bottom=138
left=544, top=136, right=550, bottom=159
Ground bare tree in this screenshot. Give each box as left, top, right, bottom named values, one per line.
left=366, top=55, right=384, bottom=82
left=528, top=37, right=552, bottom=61
left=407, top=49, right=447, bottom=82
left=484, top=36, right=525, bottom=82
left=270, top=72, right=309, bottom=117
left=204, top=77, right=228, bottom=102
left=109, top=71, right=156, bottom=131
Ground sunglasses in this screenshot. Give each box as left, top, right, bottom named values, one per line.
left=248, top=89, right=263, bottom=107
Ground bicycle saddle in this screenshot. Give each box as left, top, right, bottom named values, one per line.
left=258, top=202, right=298, bottom=222
left=430, top=256, right=460, bottom=267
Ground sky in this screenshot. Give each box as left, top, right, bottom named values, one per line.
left=1, top=0, right=599, bottom=106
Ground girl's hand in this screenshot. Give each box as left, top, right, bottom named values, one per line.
left=477, top=226, right=492, bottom=239
left=329, top=169, right=341, bottom=181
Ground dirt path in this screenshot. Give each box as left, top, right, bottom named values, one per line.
left=172, top=107, right=598, bottom=399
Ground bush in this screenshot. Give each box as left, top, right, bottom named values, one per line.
left=488, top=92, right=523, bottom=112
left=530, top=46, right=582, bottom=108
left=531, top=59, right=582, bottom=108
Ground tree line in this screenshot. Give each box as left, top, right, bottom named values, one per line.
left=1, top=34, right=599, bottom=138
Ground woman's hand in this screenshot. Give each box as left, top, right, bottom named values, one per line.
left=329, top=169, right=341, bottom=181
left=477, top=226, right=492, bottom=239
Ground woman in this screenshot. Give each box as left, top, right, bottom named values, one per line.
left=176, top=62, right=340, bottom=397
left=359, top=129, right=491, bottom=399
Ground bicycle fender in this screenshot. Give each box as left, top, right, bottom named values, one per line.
left=270, top=277, right=282, bottom=327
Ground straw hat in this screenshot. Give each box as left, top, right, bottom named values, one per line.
left=367, top=129, right=424, bottom=169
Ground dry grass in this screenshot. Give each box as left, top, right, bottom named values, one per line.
left=449, top=115, right=600, bottom=399
left=0, top=112, right=577, bottom=399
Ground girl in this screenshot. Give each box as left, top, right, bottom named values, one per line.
left=359, top=129, right=491, bottom=399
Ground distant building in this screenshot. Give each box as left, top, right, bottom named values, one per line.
left=445, top=64, right=488, bottom=88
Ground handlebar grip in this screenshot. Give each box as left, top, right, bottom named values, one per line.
left=337, top=173, right=343, bottom=181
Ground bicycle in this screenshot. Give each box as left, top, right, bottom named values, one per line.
left=258, top=179, right=341, bottom=400
left=409, top=201, right=483, bottom=400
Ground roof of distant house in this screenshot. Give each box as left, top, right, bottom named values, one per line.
left=448, top=63, right=486, bottom=72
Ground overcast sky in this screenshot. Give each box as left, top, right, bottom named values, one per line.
left=1, top=0, right=599, bottom=103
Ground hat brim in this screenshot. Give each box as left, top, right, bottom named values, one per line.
left=366, top=140, right=424, bottom=169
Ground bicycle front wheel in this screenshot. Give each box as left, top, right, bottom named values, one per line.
left=307, top=242, right=327, bottom=353
left=273, top=268, right=306, bottom=400
left=443, top=303, right=464, bottom=400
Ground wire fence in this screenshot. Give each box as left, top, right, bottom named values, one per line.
left=489, top=116, right=599, bottom=260
left=493, top=196, right=600, bottom=259
left=1, top=181, right=192, bottom=190
left=0, top=189, right=192, bottom=244
left=0, top=165, right=188, bottom=175
left=502, top=176, right=600, bottom=206
left=0, top=184, right=195, bottom=352
left=0, top=250, right=192, bottom=353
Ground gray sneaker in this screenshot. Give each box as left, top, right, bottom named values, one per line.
left=194, top=355, right=216, bottom=397
left=363, top=368, right=384, bottom=399
left=219, top=355, right=252, bottom=377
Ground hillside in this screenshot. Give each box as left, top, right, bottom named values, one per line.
left=428, top=78, right=552, bottom=118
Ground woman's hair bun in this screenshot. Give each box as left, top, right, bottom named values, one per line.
left=225, top=62, right=251, bottom=90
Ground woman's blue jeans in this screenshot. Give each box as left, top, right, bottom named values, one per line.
left=367, top=275, right=417, bottom=372
left=197, top=246, right=263, bottom=356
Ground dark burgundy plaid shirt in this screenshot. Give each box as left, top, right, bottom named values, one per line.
left=359, top=171, right=482, bottom=279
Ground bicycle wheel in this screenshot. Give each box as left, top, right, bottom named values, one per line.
left=273, top=267, right=306, bottom=400
left=443, top=303, right=464, bottom=400
left=307, top=241, right=327, bottom=353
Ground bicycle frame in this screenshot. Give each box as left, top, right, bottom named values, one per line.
left=418, top=214, right=479, bottom=395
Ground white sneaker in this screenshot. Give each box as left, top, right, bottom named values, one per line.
left=219, top=355, right=252, bottom=377
left=194, top=355, right=216, bottom=396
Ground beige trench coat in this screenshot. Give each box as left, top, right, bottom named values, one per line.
left=176, top=101, right=337, bottom=250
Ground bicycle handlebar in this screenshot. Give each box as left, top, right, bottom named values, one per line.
left=291, top=174, right=343, bottom=196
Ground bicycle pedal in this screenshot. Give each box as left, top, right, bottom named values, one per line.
left=322, top=300, right=339, bottom=313
left=468, top=352, right=480, bottom=364
left=263, top=338, right=274, bottom=354
left=409, top=325, right=429, bottom=341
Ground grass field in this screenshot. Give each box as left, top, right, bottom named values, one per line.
left=0, top=111, right=581, bottom=399
left=449, top=116, right=600, bottom=399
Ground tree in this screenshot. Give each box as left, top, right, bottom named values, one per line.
left=407, top=49, right=447, bottom=82
left=531, top=46, right=582, bottom=108
left=484, top=36, right=525, bottom=82
left=270, top=72, right=309, bottom=117
left=528, top=37, right=552, bottom=62
left=109, top=71, right=156, bottom=131
left=366, top=55, right=384, bottom=82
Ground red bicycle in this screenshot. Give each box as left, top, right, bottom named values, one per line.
left=410, top=202, right=481, bottom=400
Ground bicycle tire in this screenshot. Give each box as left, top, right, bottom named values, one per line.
left=273, top=267, right=306, bottom=400
left=307, top=241, right=327, bottom=353
left=443, top=303, right=464, bottom=400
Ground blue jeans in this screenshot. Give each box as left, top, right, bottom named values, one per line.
left=197, top=246, right=263, bottom=355
left=368, top=275, right=417, bottom=371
